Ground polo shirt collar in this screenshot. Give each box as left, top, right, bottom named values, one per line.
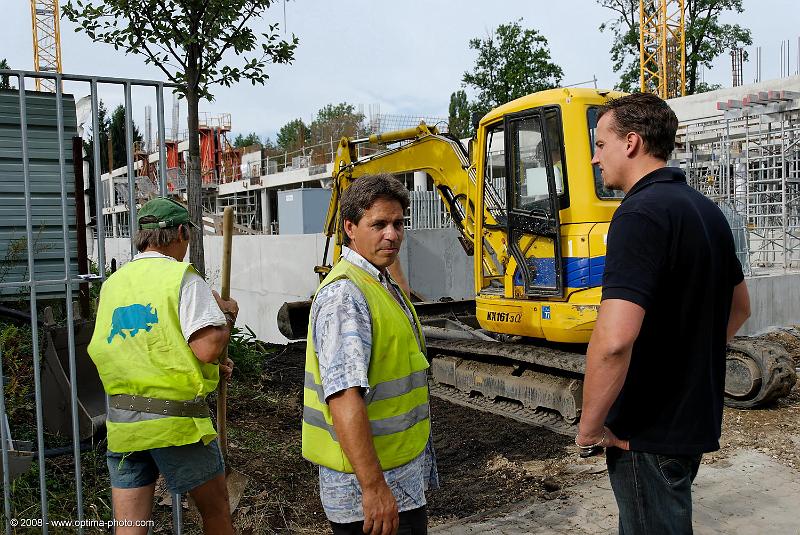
left=623, top=166, right=686, bottom=202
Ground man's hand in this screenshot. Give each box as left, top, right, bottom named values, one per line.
left=361, top=481, right=399, bottom=535
left=212, top=290, right=239, bottom=319
left=576, top=426, right=630, bottom=451
left=219, top=357, right=234, bottom=380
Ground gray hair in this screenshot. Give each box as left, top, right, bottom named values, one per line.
left=133, top=226, right=183, bottom=252
left=340, top=174, right=410, bottom=245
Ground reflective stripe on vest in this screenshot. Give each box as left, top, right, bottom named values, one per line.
left=302, top=258, right=431, bottom=472
left=303, top=402, right=430, bottom=441
left=303, top=369, right=429, bottom=405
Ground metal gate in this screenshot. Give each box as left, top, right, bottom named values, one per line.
left=0, top=69, right=187, bottom=533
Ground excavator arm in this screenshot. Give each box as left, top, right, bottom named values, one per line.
left=318, top=123, right=482, bottom=274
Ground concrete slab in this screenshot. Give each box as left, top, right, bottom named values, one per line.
left=431, top=450, right=800, bottom=535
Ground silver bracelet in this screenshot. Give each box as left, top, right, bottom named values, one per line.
left=575, top=430, right=606, bottom=449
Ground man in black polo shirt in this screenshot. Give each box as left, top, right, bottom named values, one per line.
left=576, top=93, right=752, bottom=534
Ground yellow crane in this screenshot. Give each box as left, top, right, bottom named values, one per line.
left=30, top=0, right=63, bottom=92
left=639, top=0, right=685, bottom=98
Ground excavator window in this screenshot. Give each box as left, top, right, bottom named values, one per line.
left=483, top=122, right=508, bottom=225
left=587, top=107, right=625, bottom=200
left=510, top=116, right=551, bottom=215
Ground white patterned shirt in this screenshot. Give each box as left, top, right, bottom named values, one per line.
left=310, top=246, right=439, bottom=523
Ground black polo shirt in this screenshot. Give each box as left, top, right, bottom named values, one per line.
left=602, top=167, right=744, bottom=455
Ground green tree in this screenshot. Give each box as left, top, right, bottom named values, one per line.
left=276, top=118, right=311, bottom=152
left=233, top=132, right=262, bottom=148
left=0, top=59, right=11, bottom=90
left=448, top=90, right=472, bottom=139
left=64, top=0, right=298, bottom=275
left=109, top=105, right=143, bottom=171
left=462, top=20, right=563, bottom=115
left=82, top=100, right=111, bottom=173
left=598, top=0, right=752, bottom=94
left=309, top=102, right=366, bottom=145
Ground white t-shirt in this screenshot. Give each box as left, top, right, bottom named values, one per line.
left=131, top=252, right=227, bottom=340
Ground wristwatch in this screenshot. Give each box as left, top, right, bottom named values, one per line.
left=223, top=311, right=236, bottom=326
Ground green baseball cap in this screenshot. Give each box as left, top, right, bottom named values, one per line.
left=138, top=198, right=200, bottom=230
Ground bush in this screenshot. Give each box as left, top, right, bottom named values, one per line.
left=227, top=325, right=274, bottom=378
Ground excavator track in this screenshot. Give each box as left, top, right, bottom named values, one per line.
left=422, top=331, right=797, bottom=434
left=429, top=382, right=577, bottom=437
left=425, top=338, right=584, bottom=435
left=724, top=339, right=797, bottom=408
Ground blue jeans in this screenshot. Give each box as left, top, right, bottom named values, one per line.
left=606, top=448, right=702, bottom=535
left=107, top=440, right=224, bottom=494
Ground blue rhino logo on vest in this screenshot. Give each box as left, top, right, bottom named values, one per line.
left=107, top=304, right=159, bottom=343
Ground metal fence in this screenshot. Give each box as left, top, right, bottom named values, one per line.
left=408, top=190, right=453, bottom=230
left=0, top=69, right=186, bottom=533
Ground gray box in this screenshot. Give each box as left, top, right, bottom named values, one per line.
left=277, top=188, right=332, bottom=235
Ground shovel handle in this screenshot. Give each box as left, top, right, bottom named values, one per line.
left=217, top=207, right=234, bottom=460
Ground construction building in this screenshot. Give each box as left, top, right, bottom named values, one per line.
left=97, top=110, right=451, bottom=237
left=96, top=76, right=800, bottom=280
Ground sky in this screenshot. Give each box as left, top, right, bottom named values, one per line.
left=1, top=0, right=798, bottom=142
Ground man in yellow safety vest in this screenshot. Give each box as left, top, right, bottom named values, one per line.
left=302, top=174, right=438, bottom=535
left=89, top=197, right=238, bottom=535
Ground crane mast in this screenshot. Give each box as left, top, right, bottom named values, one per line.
left=639, top=0, right=685, bottom=99
left=30, top=0, right=63, bottom=92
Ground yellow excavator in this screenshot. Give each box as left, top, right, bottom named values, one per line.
left=278, top=87, right=796, bottom=435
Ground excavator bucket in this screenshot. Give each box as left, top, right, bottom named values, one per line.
left=41, top=319, right=106, bottom=440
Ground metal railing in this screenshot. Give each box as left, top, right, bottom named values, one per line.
left=0, top=68, right=186, bottom=534
left=408, top=190, right=453, bottom=230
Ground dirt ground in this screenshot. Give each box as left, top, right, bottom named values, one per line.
left=705, top=327, right=800, bottom=470
left=153, top=343, right=573, bottom=534
left=157, top=328, right=800, bottom=534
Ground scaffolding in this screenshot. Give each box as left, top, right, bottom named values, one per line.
left=678, top=89, right=800, bottom=273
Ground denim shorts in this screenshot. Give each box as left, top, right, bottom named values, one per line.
left=107, top=440, right=224, bottom=494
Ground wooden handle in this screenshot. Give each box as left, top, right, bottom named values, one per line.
left=218, top=207, right=234, bottom=461
left=221, top=207, right=234, bottom=300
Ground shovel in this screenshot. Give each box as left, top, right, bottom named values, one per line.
left=217, top=206, right=249, bottom=512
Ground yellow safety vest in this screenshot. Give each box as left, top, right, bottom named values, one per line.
left=302, top=259, right=430, bottom=472
left=88, top=257, right=218, bottom=453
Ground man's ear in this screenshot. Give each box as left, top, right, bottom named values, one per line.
left=179, top=224, right=189, bottom=241
left=343, top=219, right=355, bottom=242
left=625, top=132, right=642, bottom=157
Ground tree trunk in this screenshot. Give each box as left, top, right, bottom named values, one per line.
left=186, top=67, right=206, bottom=276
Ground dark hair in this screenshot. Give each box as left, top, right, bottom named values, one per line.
left=597, top=93, right=678, bottom=161
left=340, top=174, right=410, bottom=245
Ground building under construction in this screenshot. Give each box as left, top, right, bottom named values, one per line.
left=669, top=75, right=800, bottom=274
left=97, top=76, right=800, bottom=279
left=98, top=109, right=450, bottom=237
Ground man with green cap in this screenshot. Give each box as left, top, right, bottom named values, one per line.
left=89, top=197, right=238, bottom=534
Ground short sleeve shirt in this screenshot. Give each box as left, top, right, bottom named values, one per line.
left=601, top=167, right=744, bottom=455
left=310, top=246, right=439, bottom=524
left=131, top=252, right=226, bottom=340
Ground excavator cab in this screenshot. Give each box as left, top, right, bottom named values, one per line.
left=473, top=91, right=621, bottom=341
